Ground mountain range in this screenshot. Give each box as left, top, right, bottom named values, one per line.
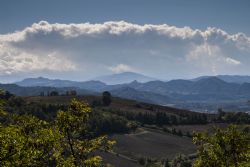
left=192, top=75, right=250, bottom=84
left=1, top=72, right=250, bottom=110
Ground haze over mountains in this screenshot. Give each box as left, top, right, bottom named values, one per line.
left=94, top=72, right=156, bottom=85
left=1, top=72, right=250, bottom=112
left=15, top=72, right=155, bottom=87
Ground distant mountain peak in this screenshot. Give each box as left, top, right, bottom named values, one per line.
left=130, top=80, right=139, bottom=83
left=192, top=75, right=250, bottom=84
left=37, top=76, right=48, bottom=79
left=94, top=72, right=156, bottom=85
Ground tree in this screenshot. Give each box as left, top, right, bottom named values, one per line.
left=50, top=91, right=59, bottom=96
left=56, top=99, right=116, bottom=166
left=102, top=91, right=112, bottom=106
left=171, top=154, right=191, bottom=167
left=0, top=98, right=115, bottom=167
left=70, top=90, right=77, bottom=96
left=193, top=125, right=250, bottom=167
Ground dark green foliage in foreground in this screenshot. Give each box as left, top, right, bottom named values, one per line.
left=193, top=125, right=250, bottom=167
left=0, top=98, right=115, bottom=167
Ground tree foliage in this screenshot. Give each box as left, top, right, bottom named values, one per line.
left=193, top=125, right=250, bottom=167
left=0, top=98, right=115, bottom=167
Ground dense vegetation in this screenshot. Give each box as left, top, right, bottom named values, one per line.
left=193, top=125, right=250, bottom=167
left=0, top=90, right=250, bottom=166
left=217, top=108, right=250, bottom=124
left=2, top=91, right=212, bottom=136
left=0, top=93, right=115, bottom=166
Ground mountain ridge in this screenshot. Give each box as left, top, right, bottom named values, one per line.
left=6, top=75, right=250, bottom=109
left=192, top=75, right=250, bottom=84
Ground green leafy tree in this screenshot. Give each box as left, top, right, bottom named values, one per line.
left=56, top=99, right=115, bottom=166
left=193, top=125, right=250, bottom=167
left=0, top=98, right=115, bottom=167
left=0, top=115, right=62, bottom=166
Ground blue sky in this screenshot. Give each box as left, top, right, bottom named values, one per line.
left=0, top=0, right=250, bottom=82
left=1, top=0, right=250, bottom=35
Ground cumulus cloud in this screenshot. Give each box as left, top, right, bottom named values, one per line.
left=108, top=64, right=137, bottom=73
left=0, top=21, right=250, bottom=80
left=0, top=43, right=75, bottom=76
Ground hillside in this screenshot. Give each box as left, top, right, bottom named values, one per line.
left=3, top=93, right=249, bottom=166
left=22, top=95, right=203, bottom=166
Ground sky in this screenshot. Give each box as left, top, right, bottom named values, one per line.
left=0, top=0, right=250, bottom=82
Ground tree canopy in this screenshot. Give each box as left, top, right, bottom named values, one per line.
left=0, top=98, right=115, bottom=167
left=193, top=125, right=250, bottom=167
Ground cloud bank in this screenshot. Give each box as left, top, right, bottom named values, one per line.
left=0, top=21, right=250, bottom=81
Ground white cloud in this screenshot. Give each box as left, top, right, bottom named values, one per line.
left=108, top=64, right=136, bottom=73
left=0, top=21, right=250, bottom=80
left=225, top=57, right=241, bottom=65
left=0, top=43, right=75, bottom=75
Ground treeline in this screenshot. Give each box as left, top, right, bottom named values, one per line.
left=217, top=108, right=250, bottom=124
left=4, top=95, right=66, bottom=121
left=1, top=92, right=132, bottom=136
left=101, top=108, right=208, bottom=126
